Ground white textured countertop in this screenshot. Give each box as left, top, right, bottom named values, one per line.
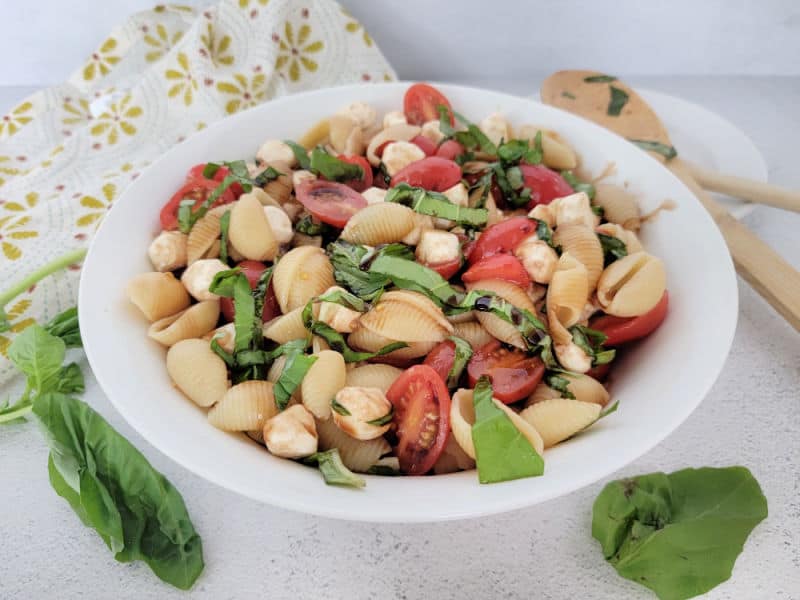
left=1, top=76, right=799, bottom=599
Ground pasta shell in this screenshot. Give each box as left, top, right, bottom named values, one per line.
left=466, top=278, right=536, bottom=349
left=298, top=118, right=330, bottom=149
left=292, top=232, right=323, bottom=248
left=148, top=300, right=220, bottom=347
left=312, top=335, right=330, bottom=353
left=340, top=203, right=417, bottom=246
left=228, top=193, right=279, bottom=261
left=378, top=290, right=452, bottom=331
left=452, top=320, right=494, bottom=350
left=267, top=354, right=287, bottom=384
left=329, top=114, right=365, bottom=155
left=594, top=184, right=641, bottom=230
left=526, top=383, right=562, bottom=407
left=208, top=381, right=278, bottom=431
left=203, top=322, right=236, bottom=354
left=263, top=171, right=293, bottom=206
left=316, top=417, right=391, bottom=472
left=519, top=398, right=601, bottom=448
left=447, top=309, right=476, bottom=325
left=263, top=306, right=309, bottom=344
left=546, top=253, right=589, bottom=344
left=358, top=292, right=453, bottom=343
left=450, top=388, right=477, bottom=459
left=553, top=224, right=604, bottom=291
left=562, top=374, right=610, bottom=406
left=433, top=434, right=476, bottom=474
left=246, top=428, right=265, bottom=445
left=301, top=350, right=347, bottom=419
left=347, top=327, right=437, bottom=360
left=401, top=212, right=435, bottom=246
left=166, top=338, right=230, bottom=407
left=366, top=123, right=421, bottom=166
left=272, top=246, right=335, bottom=313
left=148, top=231, right=188, bottom=272
left=186, top=206, right=228, bottom=265
left=127, top=272, right=190, bottom=322
left=596, top=223, right=644, bottom=254
left=516, top=125, right=577, bottom=170
left=345, top=364, right=403, bottom=393
left=597, top=251, right=666, bottom=317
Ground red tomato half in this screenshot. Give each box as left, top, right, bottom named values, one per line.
left=423, top=257, right=462, bottom=280
left=436, top=140, right=465, bottom=161
left=330, top=154, right=373, bottom=192
left=423, top=340, right=456, bottom=386
left=295, top=180, right=367, bottom=228
left=220, top=261, right=280, bottom=323
left=467, top=340, right=545, bottom=404
left=468, top=216, right=538, bottom=265
left=519, top=165, right=574, bottom=209
left=160, top=178, right=236, bottom=230
left=410, top=135, right=437, bottom=157
left=386, top=365, right=451, bottom=475
left=403, top=83, right=455, bottom=126
left=462, top=254, right=531, bottom=288
left=187, top=163, right=245, bottom=198
left=391, top=157, right=462, bottom=192
left=590, top=291, right=669, bottom=346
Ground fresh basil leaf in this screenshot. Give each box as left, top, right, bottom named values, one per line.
left=607, top=85, right=629, bottom=116
left=274, top=351, right=316, bottom=410
left=35, top=392, right=204, bottom=589
left=592, top=205, right=605, bottom=217
left=385, top=183, right=488, bottom=227
left=252, top=266, right=274, bottom=332
left=598, top=233, right=628, bottom=266
left=251, top=165, right=282, bottom=187
left=317, top=287, right=367, bottom=313
left=303, top=448, right=365, bottom=488
left=437, top=105, right=457, bottom=138
left=8, top=324, right=66, bottom=398
left=561, top=170, right=596, bottom=200
left=283, top=140, right=311, bottom=170
left=55, top=363, right=85, bottom=395
left=366, top=464, right=400, bottom=476
left=535, top=219, right=556, bottom=249
left=309, top=147, right=363, bottom=182
left=330, top=398, right=351, bottom=416
left=210, top=337, right=235, bottom=368
left=584, top=74, right=617, bottom=83
left=544, top=373, right=576, bottom=399
left=598, top=400, right=619, bottom=419
left=491, top=163, right=530, bottom=208
left=327, top=241, right=412, bottom=302
left=571, top=324, right=615, bottom=367
left=561, top=91, right=576, bottom=100
left=628, top=139, right=679, bottom=160
left=450, top=110, right=497, bottom=156
left=295, top=214, right=331, bottom=236
left=208, top=269, right=258, bottom=353
left=44, top=307, right=82, bottom=348
left=222, top=159, right=250, bottom=181
left=218, top=210, right=231, bottom=265
left=202, top=162, right=221, bottom=179
left=496, top=137, right=541, bottom=166
left=445, top=336, right=473, bottom=389
left=593, top=466, right=767, bottom=600
left=177, top=174, right=237, bottom=234
left=470, top=377, right=544, bottom=483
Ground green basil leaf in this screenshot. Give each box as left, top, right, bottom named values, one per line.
left=534, top=218, right=557, bottom=249
left=385, top=183, right=488, bottom=227
left=437, top=105, right=457, bottom=138
left=34, top=393, right=204, bottom=589
left=584, top=74, right=617, bottom=83
left=210, top=337, right=235, bottom=368
left=283, top=140, right=311, bottom=170
left=218, top=210, right=231, bottom=265
left=55, top=362, right=85, bottom=394
left=43, top=307, right=82, bottom=348
left=470, top=377, right=544, bottom=483
left=330, top=398, right=351, bottom=416
left=597, top=233, right=628, bottom=265
left=592, top=466, right=767, bottom=600
left=202, top=162, right=221, bottom=179
left=628, top=139, right=679, bottom=160
left=274, top=352, right=317, bottom=410
left=570, top=324, right=615, bottom=366
left=303, top=448, right=366, bottom=488
left=561, top=91, right=576, bottom=100
left=317, top=287, right=367, bottom=312
left=446, top=336, right=473, bottom=389
left=8, top=324, right=66, bottom=397
left=309, top=147, right=362, bottom=182
left=209, top=269, right=258, bottom=353
left=327, top=241, right=412, bottom=302
left=450, top=110, right=497, bottom=156
left=607, top=85, right=629, bottom=116
left=366, top=406, right=394, bottom=426
left=544, top=373, right=576, bottom=399
left=251, top=165, right=282, bottom=187
left=177, top=175, right=236, bottom=234
left=251, top=266, right=274, bottom=332
left=295, top=215, right=331, bottom=236
left=560, top=170, right=596, bottom=200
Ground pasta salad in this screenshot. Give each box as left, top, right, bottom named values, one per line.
left=126, top=83, right=669, bottom=487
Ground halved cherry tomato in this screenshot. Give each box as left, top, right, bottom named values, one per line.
left=519, top=165, right=574, bottom=209
left=467, top=340, right=545, bottom=404
left=423, top=340, right=456, bottom=386
left=436, top=139, right=465, bottom=161
left=295, top=180, right=367, bottom=228
left=403, top=83, right=454, bottom=126
left=424, top=257, right=462, bottom=280
left=590, top=291, right=669, bottom=346
left=220, top=260, right=280, bottom=322
left=329, top=154, right=373, bottom=192
left=160, top=178, right=236, bottom=230
left=386, top=364, right=451, bottom=475
left=187, top=163, right=244, bottom=198
left=410, top=135, right=437, bottom=157
left=468, top=216, right=538, bottom=265
left=462, top=254, right=531, bottom=288
left=391, top=157, right=462, bottom=192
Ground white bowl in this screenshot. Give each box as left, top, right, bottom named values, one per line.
left=79, top=83, right=737, bottom=522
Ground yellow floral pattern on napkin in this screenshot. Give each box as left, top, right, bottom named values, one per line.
left=0, top=0, right=394, bottom=384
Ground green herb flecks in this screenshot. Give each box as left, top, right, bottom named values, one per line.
left=607, top=86, right=629, bottom=116
left=366, top=407, right=394, bottom=427
left=303, top=449, right=365, bottom=488
left=628, top=139, right=679, bottom=160
left=274, top=350, right=317, bottom=410
left=584, top=74, right=617, bottom=83
left=295, top=214, right=332, bottom=237
left=330, top=398, right=351, bottom=416
left=561, top=91, right=576, bottom=100
left=385, top=183, right=488, bottom=228
left=592, top=467, right=767, bottom=600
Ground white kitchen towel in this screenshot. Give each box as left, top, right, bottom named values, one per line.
left=0, top=0, right=395, bottom=385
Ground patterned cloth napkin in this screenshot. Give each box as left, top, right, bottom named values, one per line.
left=0, top=0, right=394, bottom=385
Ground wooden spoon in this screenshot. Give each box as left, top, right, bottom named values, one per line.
left=542, top=71, right=800, bottom=213
left=541, top=70, right=800, bottom=332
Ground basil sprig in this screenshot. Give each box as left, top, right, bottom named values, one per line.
left=385, top=183, right=488, bottom=227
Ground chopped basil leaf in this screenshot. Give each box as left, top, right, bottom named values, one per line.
left=535, top=219, right=556, bottom=248
left=592, top=204, right=605, bottom=217
left=327, top=240, right=412, bottom=302
left=209, top=269, right=259, bottom=353
left=437, top=105, right=457, bottom=138
left=44, top=307, right=82, bottom=348
left=561, top=170, right=596, bottom=200
left=283, top=140, right=311, bottom=170
left=607, top=85, right=629, bottom=116
left=330, top=398, right=351, bottom=416
left=465, top=169, right=493, bottom=208
left=252, top=165, right=283, bottom=187
left=584, top=74, right=617, bottom=83
left=497, top=137, right=542, bottom=166
left=218, top=210, right=231, bottom=265
left=274, top=351, right=317, bottom=410
left=295, top=214, right=332, bottom=236
left=366, top=406, right=394, bottom=426
left=385, top=183, right=488, bottom=227
left=598, top=400, right=619, bottom=419
left=545, top=373, right=576, bottom=399
left=303, top=449, right=365, bottom=488
left=309, top=147, right=363, bottom=182
left=316, top=287, right=367, bottom=313
left=628, top=139, right=678, bottom=160
left=366, top=464, right=400, bottom=476
left=252, top=266, right=274, bottom=330
left=598, top=233, right=628, bottom=266
left=445, top=336, right=473, bottom=389
left=470, top=377, right=544, bottom=483
left=210, top=337, right=235, bottom=367
left=448, top=110, right=497, bottom=156
left=202, top=162, right=222, bottom=179
left=570, top=324, right=616, bottom=367
left=561, top=91, right=576, bottom=99
left=177, top=173, right=237, bottom=233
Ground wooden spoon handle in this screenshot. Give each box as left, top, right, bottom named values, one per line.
left=670, top=159, right=800, bottom=331
left=683, top=160, right=800, bottom=213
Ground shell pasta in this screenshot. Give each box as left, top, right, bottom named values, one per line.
left=127, top=83, right=669, bottom=487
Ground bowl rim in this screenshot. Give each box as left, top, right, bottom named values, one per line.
left=79, top=81, right=738, bottom=522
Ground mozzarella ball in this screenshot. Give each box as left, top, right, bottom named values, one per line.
left=420, top=119, right=445, bottom=144
left=148, top=231, right=187, bottom=272
left=382, top=110, right=408, bottom=128
left=181, top=258, right=228, bottom=301
left=263, top=405, right=318, bottom=458
left=514, top=237, right=558, bottom=284
left=292, top=169, right=317, bottom=189
left=416, top=230, right=461, bottom=264
left=331, top=386, right=393, bottom=440
left=256, top=139, right=296, bottom=167
left=337, top=101, right=377, bottom=130
left=382, top=141, right=426, bottom=176
left=551, top=192, right=598, bottom=228
left=361, top=186, right=387, bottom=205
